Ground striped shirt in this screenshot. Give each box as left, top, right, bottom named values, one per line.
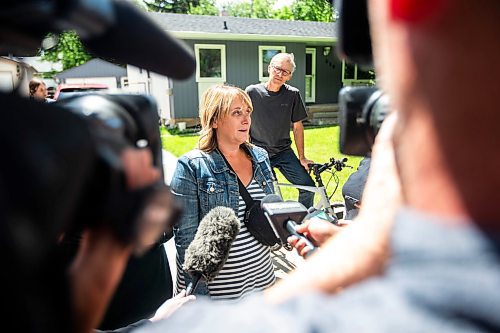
left=175, top=178, right=276, bottom=300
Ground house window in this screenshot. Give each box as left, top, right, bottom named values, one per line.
left=258, top=45, right=286, bottom=82
left=195, top=44, right=226, bottom=82
left=342, top=60, right=376, bottom=86
left=120, top=77, right=129, bottom=88
left=305, top=48, right=316, bottom=103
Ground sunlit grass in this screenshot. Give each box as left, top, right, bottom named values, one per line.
left=161, top=125, right=362, bottom=203
left=160, top=127, right=199, bottom=157
left=278, top=125, right=362, bottom=203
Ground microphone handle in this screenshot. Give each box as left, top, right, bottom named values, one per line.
left=185, top=274, right=201, bottom=296
left=286, top=220, right=317, bottom=258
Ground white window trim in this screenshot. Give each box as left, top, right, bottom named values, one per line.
left=258, top=45, right=286, bottom=82
left=341, top=60, right=373, bottom=86
left=305, top=48, right=316, bottom=103
left=195, top=44, right=226, bottom=83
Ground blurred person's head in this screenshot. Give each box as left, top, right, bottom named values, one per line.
left=198, top=85, right=253, bottom=152
left=29, top=77, right=48, bottom=101
left=368, top=0, right=500, bottom=224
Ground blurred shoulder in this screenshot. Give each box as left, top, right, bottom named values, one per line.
left=283, top=84, right=299, bottom=93
left=245, top=83, right=265, bottom=93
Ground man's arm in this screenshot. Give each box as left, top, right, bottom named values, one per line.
left=292, top=121, right=313, bottom=171
left=94, top=291, right=196, bottom=333
left=266, top=112, right=401, bottom=304
left=266, top=214, right=392, bottom=303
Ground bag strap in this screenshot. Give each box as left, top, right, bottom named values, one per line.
left=218, top=150, right=255, bottom=208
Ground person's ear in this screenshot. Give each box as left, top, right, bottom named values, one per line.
left=212, top=119, right=218, bottom=129
left=389, top=0, right=448, bottom=23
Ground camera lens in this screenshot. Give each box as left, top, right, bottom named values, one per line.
left=364, top=90, right=390, bottom=139
left=339, top=87, right=391, bottom=156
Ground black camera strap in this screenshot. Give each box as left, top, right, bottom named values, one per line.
left=218, top=150, right=255, bottom=213
left=218, top=149, right=282, bottom=248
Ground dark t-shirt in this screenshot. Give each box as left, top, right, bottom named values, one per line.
left=246, top=83, right=307, bottom=157
left=97, top=243, right=173, bottom=330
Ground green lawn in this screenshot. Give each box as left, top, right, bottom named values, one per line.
left=161, top=126, right=362, bottom=203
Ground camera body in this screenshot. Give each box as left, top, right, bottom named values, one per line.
left=338, top=87, right=390, bottom=156
left=54, top=93, right=180, bottom=254
left=57, top=93, right=163, bottom=169
left=1, top=1, right=194, bottom=330
left=337, top=0, right=389, bottom=156
left=0, top=0, right=194, bottom=256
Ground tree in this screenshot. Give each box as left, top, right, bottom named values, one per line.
left=40, top=31, right=91, bottom=71
left=188, top=0, right=219, bottom=16
left=220, top=0, right=334, bottom=22
left=143, top=0, right=200, bottom=13
left=225, top=0, right=275, bottom=19
left=273, top=5, right=294, bottom=20
left=166, top=0, right=334, bottom=22
left=250, top=0, right=275, bottom=19
left=224, top=1, right=252, bottom=18
left=290, top=0, right=333, bottom=22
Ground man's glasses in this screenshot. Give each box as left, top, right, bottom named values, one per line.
left=271, top=65, right=291, bottom=77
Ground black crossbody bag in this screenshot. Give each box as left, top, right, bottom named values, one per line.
left=219, top=152, right=281, bottom=247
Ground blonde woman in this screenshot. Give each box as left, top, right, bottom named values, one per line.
left=170, top=85, right=276, bottom=300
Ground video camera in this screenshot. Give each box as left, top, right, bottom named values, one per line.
left=1, top=0, right=195, bottom=254
left=337, top=0, right=391, bottom=156
left=55, top=92, right=182, bottom=254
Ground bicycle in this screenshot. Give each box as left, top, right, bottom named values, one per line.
left=273, top=157, right=352, bottom=223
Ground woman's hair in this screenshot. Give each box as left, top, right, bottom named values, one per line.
left=29, top=77, right=45, bottom=97
left=198, top=85, right=253, bottom=152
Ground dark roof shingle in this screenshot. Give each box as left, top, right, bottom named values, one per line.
left=148, top=13, right=337, bottom=39
left=55, top=58, right=126, bottom=79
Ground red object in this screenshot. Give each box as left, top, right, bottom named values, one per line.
left=390, top=0, right=448, bottom=22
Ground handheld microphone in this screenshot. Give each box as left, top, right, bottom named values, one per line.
left=261, top=194, right=318, bottom=258
left=183, top=207, right=240, bottom=295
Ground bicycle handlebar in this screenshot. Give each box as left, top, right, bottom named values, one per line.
left=308, top=157, right=351, bottom=175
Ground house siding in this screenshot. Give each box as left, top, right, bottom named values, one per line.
left=171, top=40, right=339, bottom=122
left=225, top=41, right=255, bottom=88
left=171, top=40, right=198, bottom=120
left=171, top=70, right=198, bottom=120
left=314, top=46, right=343, bottom=104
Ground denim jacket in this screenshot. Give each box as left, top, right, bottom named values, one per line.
left=170, top=143, right=275, bottom=295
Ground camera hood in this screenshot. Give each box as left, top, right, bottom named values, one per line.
left=0, top=0, right=195, bottom=79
